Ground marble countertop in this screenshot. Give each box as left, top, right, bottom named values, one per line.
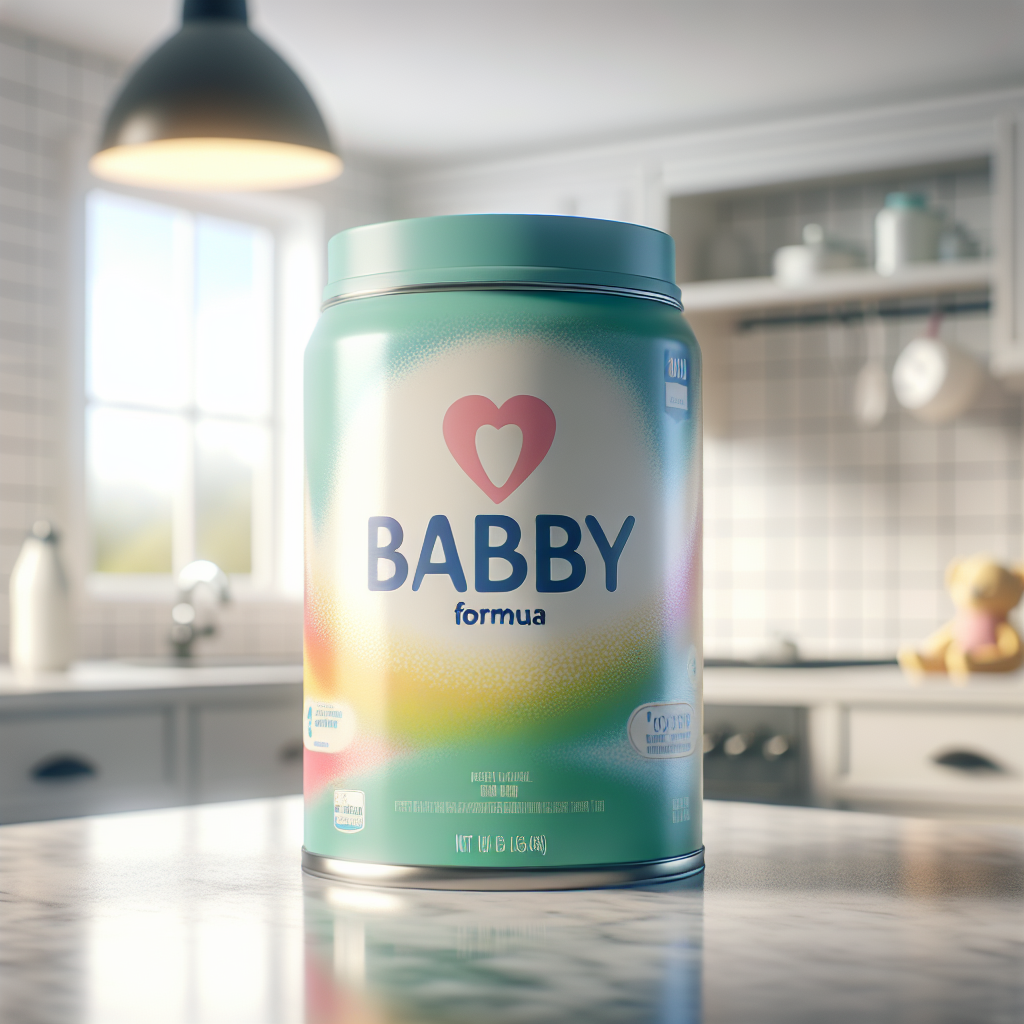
left=1, top=798, right=1020, bottom=1023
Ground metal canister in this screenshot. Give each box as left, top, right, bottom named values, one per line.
left=301, top=214, right=703, bottom=890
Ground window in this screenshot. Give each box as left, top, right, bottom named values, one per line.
left=85, top=190, right=277, bottom=582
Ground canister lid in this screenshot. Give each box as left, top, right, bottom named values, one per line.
left=884, top=191, right=928, bottom=210
left=323, top=214, right=681, bottom=307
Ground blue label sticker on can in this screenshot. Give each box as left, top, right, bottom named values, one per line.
left=627, top=702, right=696, bottom=758
left=664, top=349, right=689, bottom=416
left=304, top=699, right=357, bottom=753
left=664, top=351, right=687, bottom=382
left=334, top=789, right=365, bottom=832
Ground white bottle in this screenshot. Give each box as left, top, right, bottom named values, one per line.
left=875, top=192, right=940, bottom=276
left=9, top=521, right=71, bottom=671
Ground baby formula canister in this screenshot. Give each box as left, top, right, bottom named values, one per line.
left=302, top=214, right=703, bottom=890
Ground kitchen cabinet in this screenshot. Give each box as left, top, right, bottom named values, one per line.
left=194, top=700, right=304, bottom=802
left=0, top=662, right=302, bottom=824
left=4, top=663, right=1019, bottom=824
left=843, top=705, right=1024, bottom=810
left=678, top=259, right=992, bottom=315
left=666, top=155, right=1000, bottom=441
left=705, top=665, right=1024, bottom=818
left=0, top=707, right=173, bottom=824
left=401, top=88, right=1024, bottom=378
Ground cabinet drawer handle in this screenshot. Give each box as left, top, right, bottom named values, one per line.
left=32, top=754, right=98, bottom=781
left=932, top=749, right=1005, bottom=773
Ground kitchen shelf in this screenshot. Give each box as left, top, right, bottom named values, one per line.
left=678, top=259, right=992, bottom=315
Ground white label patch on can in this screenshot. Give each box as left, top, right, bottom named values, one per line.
left=304, top=699, right=357, bottom=753
left=665, top=382, right=688, bottom=411
left=334, top=790, right=365, bottom=832
left=627, top=702, right=696, bottom=758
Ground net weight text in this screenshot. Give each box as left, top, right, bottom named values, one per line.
left=456, top=834, right=547, bottom=855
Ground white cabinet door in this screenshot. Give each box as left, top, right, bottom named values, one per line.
left=843, top=706, right=1024, bottom=810
left=0, top=709, right=175, bottom=823
left=194, top=701, right=302, bottom=802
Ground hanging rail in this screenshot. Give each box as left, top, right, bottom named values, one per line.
left=736, top=297, right=990, bottom=332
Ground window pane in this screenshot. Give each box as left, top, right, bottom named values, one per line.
left=194, top=216, right=274, bottom=418
left=86, top=191, right=190, bottom=409
left=88, top=408, right=185, bottom=573
left=195, top=420, right=266, bottom=574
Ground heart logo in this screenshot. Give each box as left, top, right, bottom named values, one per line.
left=443, top=395, right=556, bottom=503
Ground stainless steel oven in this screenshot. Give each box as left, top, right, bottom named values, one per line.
left=703, top=703, right=810, bottom=805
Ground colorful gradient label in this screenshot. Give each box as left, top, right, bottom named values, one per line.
left=304, top=322, right=701, bottom=869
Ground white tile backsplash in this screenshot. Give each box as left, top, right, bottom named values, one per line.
left=704, top=307, right=1023, bottom=659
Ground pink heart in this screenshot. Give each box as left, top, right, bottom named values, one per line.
left=443, top=395, right=556, bottom=504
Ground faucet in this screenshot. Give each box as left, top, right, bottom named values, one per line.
left=170, top=560, right=230, bottom=658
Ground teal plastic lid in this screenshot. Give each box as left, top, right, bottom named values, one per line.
left=323, top=214, right=681, bottom=307
left=885, top=192, right=928, bottom=210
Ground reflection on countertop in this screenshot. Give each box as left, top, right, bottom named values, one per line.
left=1, top=796, right=1021, bottom=1023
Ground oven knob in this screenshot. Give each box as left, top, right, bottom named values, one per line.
left=762, top=734, right=790, bottom=760
left=723, top=733, right=750, bottom=757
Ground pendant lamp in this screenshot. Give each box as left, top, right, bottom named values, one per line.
left=90, top=0, right=341, bottom=191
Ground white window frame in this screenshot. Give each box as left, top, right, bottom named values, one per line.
left=69, top=169, right=322, bottom=602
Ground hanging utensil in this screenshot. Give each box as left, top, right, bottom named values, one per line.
left=853, top=313, right=889, bottom=428
left=892, top=312, right=984, bottom=423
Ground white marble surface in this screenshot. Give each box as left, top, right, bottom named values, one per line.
left=1, top=798, right=1021, bottom=1023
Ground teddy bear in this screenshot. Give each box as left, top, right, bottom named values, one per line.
left=898, top=554, right=1024, bottom=682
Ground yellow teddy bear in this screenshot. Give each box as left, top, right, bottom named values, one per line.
left=898, top=554, right=1024, bottom=682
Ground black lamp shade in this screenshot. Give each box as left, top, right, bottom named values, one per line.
left=91, top=0, right=341, bottom=191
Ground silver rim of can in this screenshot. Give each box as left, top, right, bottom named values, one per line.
left=321, top=280, right=684, bottom=311
left=301, top=846, right=704, bottom=891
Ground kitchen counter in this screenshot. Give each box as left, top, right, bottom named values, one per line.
left=4, top=663, right=1022, bottom=824
left=705, top=665, right=1024, bottom=817
left=1, top=797, right=1020, bottom=1023
left=0, top=659, right=302, bottom=698
left=6, top=660, right=1020, bottom=701
left=704, top=663, right=1024, bottom=707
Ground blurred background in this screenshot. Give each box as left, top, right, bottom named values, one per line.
left=1, top=0, right=1023, bottom=825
